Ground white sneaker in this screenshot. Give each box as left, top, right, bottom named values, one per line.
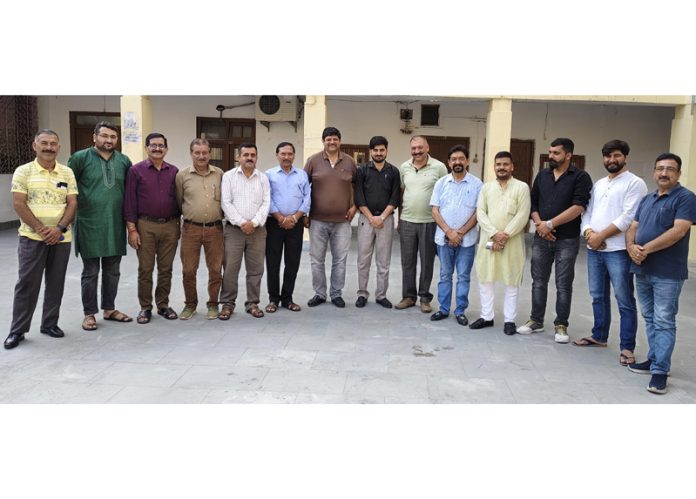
left=554, top=324, right=569, bottom=343
left=517, top=320, right=544, bottom=335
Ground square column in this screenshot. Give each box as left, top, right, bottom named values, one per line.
left=669, top=103, right=696, bottom=261
left=120, top=95, right=153, bottom=163
left=301, top=96, right=327, bottom=166
left=484, top=98, right=512, bottom=181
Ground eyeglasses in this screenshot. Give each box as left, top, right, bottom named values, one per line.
left=148, top=144, right=167, bottom=150
left=654, top=165, right=678, bottom=173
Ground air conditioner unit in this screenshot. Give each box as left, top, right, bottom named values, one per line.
left=256, top=95, right=298, bottom=122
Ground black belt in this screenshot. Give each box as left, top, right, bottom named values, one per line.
left=140, top=216, right=178, bottom=223
left=184, top=219, right=223, bottom=227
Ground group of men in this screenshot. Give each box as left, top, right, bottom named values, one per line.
left=5, top=124, right=696, bottom=395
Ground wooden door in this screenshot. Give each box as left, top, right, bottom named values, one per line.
left=422, top=135, right=470, bottom=169
left=510, top=139, right=535, bottom=187
left=69, top=111, right=122, bottom=154
left=341, top=144, right=369, bottom=165
left=197, top=117, right=256, bottom=171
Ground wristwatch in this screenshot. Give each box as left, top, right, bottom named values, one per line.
left=56, top=223, right=68, bottom=233
left=545, top=220, right=554, bottom=230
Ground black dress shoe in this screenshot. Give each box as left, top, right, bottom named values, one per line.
left=331, top=297, right=346, bottom=308
left=430, top=311, right=449, bottom=321
left=40, top=325, right=65, bottom=338
left=469, top=318, right=494, bottom=330
left=455, top=314, right=469, bottom=326
left=376, top=298, right=393, bottom=309
left=4, top=333, right=25, bottom=349
left=307, top=295, right=326, bottom=307
left=355, top=296, right=367, bottom=308
left=503, top=322, right=517, bottom=336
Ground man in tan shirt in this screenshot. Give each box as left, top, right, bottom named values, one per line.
left=175, top=138, right=225, bottom=320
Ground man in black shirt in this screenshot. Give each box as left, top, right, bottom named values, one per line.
left=517, top=138, right=592, bottom=343
left=354, top=136, right=401, bottom=308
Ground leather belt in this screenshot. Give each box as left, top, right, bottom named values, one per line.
left=140, top=216, right=178, bottom=223
left=184, top=219, right=223, bottom=227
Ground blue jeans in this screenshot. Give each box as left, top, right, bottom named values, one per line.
left=436, top=244, right=475, bottom=315
left=635, top=273, right=684, bottom=375
left=308, top=220, right=352, bottom=300
left=587, top=249, right=637, bottom=351
left=530, top=236, right=579, bottom=326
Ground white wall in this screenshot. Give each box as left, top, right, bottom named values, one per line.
left=512, top=101, right=674, bottom=183
left=0, top=175, right=14, bottom=222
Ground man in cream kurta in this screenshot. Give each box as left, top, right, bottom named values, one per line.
left=475, top=151, right=531, bottom=336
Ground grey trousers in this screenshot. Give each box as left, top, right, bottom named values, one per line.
left=81, top=255, right=122, bottom=315
left=220, top=224, right=266, bottom=311
left=399, top=220, right=436, bottom=303
left=309, top=220, right=352, bottom=300
left=357, top=213, right=394, bottom=300
left=10, top=237, right=71, bottom=335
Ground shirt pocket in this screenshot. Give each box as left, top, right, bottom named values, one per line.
left=506, top=197, right=519, bottom=215
left=658, top=207, right=676, bottom=228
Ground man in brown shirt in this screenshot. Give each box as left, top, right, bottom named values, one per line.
left=303, top=126, right=357, bottom=308
left=175, top=138, right=225, bottom=320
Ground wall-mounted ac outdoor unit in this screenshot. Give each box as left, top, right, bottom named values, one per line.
left=256, top=95, right=298, bottom=122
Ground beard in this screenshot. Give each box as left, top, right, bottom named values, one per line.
left=548, top=159, right=560, bottom=169
left=604, top=162, right=625, bottom=174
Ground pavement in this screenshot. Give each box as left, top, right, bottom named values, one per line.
left=1, top=227, right=695, bottom=403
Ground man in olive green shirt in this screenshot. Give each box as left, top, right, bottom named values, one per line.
left=396, top=135, right=448, bottom=312
left=175, top=138, right=225, bottom=320
left=68, top=121, right=133, bottom=331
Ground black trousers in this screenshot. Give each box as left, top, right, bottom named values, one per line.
left=265, top=217, right=304, bottom=305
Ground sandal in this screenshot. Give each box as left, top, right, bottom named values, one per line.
left=157, top=307, right=178, bottom=320
left=620, top=350, right=636, bottom=366
left=265, top=302, right=278, bottom=313
left=137, top=310, right=152, bottom=324
left=247, top=305, right=264, bottom=318
left=103, top=310, right=133, bottom=322
left=282, top=302, right=301, bottom=312
left=218, top=306, right=234, bottom=321
left=572, top=336, right=607, bottom=347
left=81, top=314, right=97, bottom=331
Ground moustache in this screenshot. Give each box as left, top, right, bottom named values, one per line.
left=41, top=150, right=56, bottom=154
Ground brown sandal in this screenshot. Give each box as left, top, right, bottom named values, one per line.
left=104, top=310, right=133, bottom=322
left=282, top=302, right=301, bottom=312
left=265, top=302, right=278, bottom=313
left=218, top=306, right=234, bottom=320
left=81, top=314, right=97, bottom=331
left=247, top=305, right=264, bottom=318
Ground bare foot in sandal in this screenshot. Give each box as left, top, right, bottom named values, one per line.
left=82, top=314, right=97, bottom=331
left=247, top=305, right=264, bottom=318
left=265, top=302, right=278, bottom=313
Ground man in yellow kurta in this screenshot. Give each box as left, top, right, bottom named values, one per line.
left=474, top=151, right=531, bottom=336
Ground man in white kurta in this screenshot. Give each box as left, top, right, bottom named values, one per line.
left=474, top=151, right=531, bottom=335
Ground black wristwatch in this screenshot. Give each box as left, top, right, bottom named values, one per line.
left=56, top=224, right=68, bottom=233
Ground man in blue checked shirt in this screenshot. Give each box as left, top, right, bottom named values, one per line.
left=429, top=145, right=483, bottom=326
left=264, top=142, right=311, bottom=313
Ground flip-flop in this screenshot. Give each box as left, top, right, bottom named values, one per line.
left=572, top=336, right=608, bottom=347
left=104, top=310, right=133, bottom=322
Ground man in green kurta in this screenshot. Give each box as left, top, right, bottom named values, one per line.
left=474, top=151, right=531, bottom=336
left=68, top=121, right=133, bottom=331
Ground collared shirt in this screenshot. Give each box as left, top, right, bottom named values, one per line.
left=399, top=154, right=448, bottom=223
left=11, top=159, right=78, bottom=242
left=266, top=164, right=311, bottom=216
left=430, top=172, right=483, bottom=247
left=124, top=159, right=179, bottom=222
left=175, top=164, right=224, bottom=224
left=530, top=165, right=593, bottom=239
left=354, top=161, right=401, bottom=215
left=581, top=170, right=647, bottom=251
left=631, top=183, right=696, bottom=280
left=304, top=150, right=356, bottom=222
left=221, top=167, right=270, bottom=226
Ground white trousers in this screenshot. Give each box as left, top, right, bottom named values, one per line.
left=478, top=281, right=519, bottom=323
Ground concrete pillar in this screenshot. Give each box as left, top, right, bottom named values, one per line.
left=302, top=95, right=327, bottom=166
left=484, top=98, right=513, bottom=181
left=120, top=95, right=153, bottom=162
left=669, top=103, right=696, bottom=261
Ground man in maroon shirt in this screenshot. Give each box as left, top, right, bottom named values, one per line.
left=124, top=132, right=180, bottom=324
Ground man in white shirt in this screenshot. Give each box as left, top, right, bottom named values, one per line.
left=574, top=140, right=647, bottom=366
left=219, top=143, right=271, bottom=319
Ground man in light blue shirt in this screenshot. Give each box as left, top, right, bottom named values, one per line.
left=264, top=142, right=311, bottom=313
left=430, top=145, right=482, bottom=326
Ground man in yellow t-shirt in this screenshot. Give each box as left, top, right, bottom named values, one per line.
left=4, top=129, right=78, bottom=350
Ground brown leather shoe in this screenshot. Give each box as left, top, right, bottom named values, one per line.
left=419, top=302, right=432, bottom=313
left=395, top=297, right=416, bottom=310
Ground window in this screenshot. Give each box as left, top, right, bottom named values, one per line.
left=197, top=117, right=256, bottom=171
left=0, top=96, right=38, bottom=173
left=420, top=104, right=440, bottom=126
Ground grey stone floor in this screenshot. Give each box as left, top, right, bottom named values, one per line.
left=1, top=228, right=695, bottom=404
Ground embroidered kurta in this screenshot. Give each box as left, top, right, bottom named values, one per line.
left=68, top=148, right=132, bottom=258
left=475, top=177, right=531, bottom=285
